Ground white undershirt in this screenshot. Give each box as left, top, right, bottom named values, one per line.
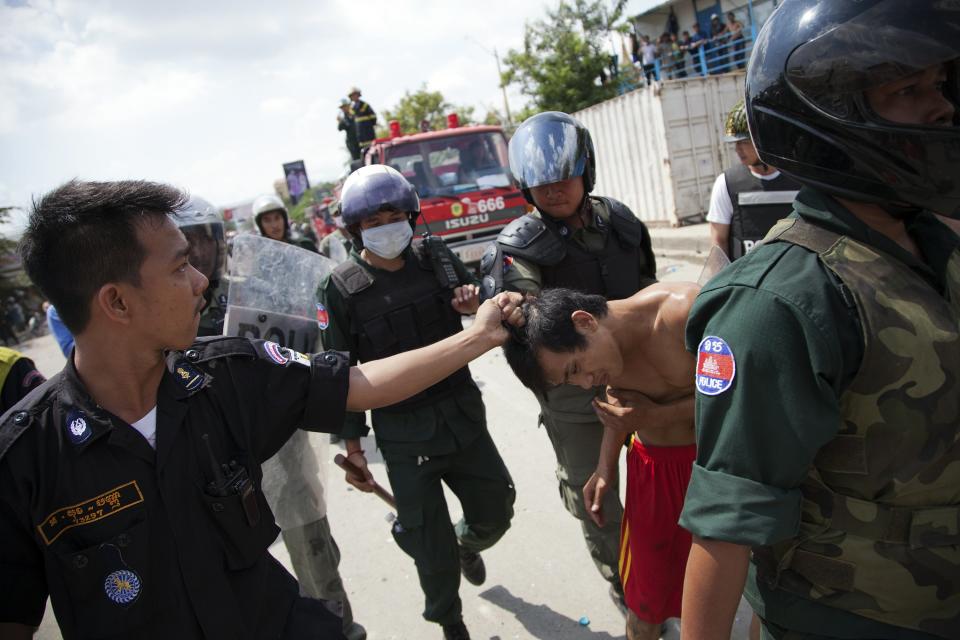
left=131, top=406, right=158, bottom=449
left=707, top=169, right=783, bottom=225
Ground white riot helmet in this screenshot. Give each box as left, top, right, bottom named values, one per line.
left=251, top=194, right=289, bottom=237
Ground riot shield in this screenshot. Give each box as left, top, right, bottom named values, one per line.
left=225, top=235, right=334, bottom=351
left=697, top=245, right=732, bottom=287
left=224, top=234, right=336, bottom=529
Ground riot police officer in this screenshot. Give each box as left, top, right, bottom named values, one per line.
left=252, top=194, right=318, bottom=252
left=679, top=1, right=960, bottom=638
left=172, top=196, right=229, bottom=337
left=707, top=100, right=800, bottom=259
left=318, top=165, right=515, bottom=640
left=480, top=111, right=657, bottom=613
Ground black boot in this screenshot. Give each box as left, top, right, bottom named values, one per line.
left=442, top=620, right=471, bottom=640
left=458, top=547, right=486, bottom=586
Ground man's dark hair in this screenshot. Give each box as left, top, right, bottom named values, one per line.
left=503, top=287, right=608, bottom=393
left=19, top=180, right=187, bottom=334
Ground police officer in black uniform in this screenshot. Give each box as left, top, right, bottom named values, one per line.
left=319, top=165, right=515, bottom=640
left=707, top=100, right=801, bottom=259
left=480, top=111, right=657, bottom=613
left=0, top=179, right=515, bottom=640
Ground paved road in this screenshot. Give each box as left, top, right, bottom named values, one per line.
left=23, top=250, right=753, bottom=639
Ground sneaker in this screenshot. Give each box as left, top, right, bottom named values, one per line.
left=458, top=547, right=486, bottom=586
left=442, top=620, right=471, bottom=640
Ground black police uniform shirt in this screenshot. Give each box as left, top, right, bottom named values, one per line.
left=0, top=336, right=349, bottom=639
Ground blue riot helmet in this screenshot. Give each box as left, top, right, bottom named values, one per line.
left=508, top=111, right=596, bottom=205
left=746, top=0, right=960, bottom=217
left=171, top=195, right=227, bottom=281
left=340, top=165, right=420, bottom=246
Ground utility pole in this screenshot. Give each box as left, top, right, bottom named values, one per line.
left=468, top=36, right=513, bottom=127
left=493, top=47, right=513, bottom=127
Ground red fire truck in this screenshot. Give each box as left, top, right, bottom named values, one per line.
left=362, top=115, right=529, bottom=267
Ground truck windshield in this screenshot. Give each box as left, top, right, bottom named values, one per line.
left=384, top=131, right=512, bottom=197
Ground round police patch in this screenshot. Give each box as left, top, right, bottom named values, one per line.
left=263, top=341, right=288, bottom=365
left=316, top=303, right=330, bottom=330
left=104, top=569, right=141, bottom=605
left=65, top=409, right=91, bottom=445
left=695, top=336, right=736, bottom=396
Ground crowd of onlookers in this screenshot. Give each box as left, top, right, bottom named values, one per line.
left=631, top=11, right=747, bottom=84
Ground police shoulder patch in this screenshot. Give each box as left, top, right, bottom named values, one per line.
left=263, top=341, right=288, bottom=365
left=316, top=303, right=330, bottom=330
left=695, top=335, right=736, bottom=396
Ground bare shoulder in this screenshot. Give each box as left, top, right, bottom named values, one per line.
left=627, top=282, right=700, bottom=335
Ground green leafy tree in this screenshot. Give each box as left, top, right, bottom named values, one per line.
left=503, top=0, right=628, bottom=114
left=376, top=85, right=475, bottom=138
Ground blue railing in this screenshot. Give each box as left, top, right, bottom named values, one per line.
left=654, top=29, right=755, bottom=81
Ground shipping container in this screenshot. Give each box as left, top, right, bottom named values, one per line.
left=574, top=73, right=745, bottom=226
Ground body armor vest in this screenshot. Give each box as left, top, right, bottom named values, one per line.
left=756, top=218, right=960, bottom=638
left=331, top=242, right=472, bottom=411
left=724, top=165, right=799, bottom=259
left=500, top=197, right=656, bottom=299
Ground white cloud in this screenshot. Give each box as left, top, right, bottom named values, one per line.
left=0, top=0, right=553, bottom=209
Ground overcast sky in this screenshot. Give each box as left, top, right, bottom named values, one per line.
left=2, top=0, right=638, bottom=225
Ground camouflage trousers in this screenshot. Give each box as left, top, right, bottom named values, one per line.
left=539, top=384, right=625, bottom=601
left=282, top=516, right=367, bottom=640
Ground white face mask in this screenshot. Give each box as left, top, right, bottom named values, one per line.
left=361, top=220, right=413, bottom=259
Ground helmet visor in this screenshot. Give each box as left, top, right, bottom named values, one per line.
left=181, top=223, right=226, bottom=282
left=509, top=116, right=588, bottom=189
left=340, top=170, right=420, bottom=225
left=786, top=0, right=960, bottom=124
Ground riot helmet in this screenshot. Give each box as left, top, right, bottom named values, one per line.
left=171, top=196, right=227, bottom=282
left=508, top=112, right=596, bottom=205
left=746, top=0, right=960, bottom=217
left=252, top=194, right=290, bottom=239
left=723, top=100, right=750, bottom=143
left=339, top=164, right=420, bottom=243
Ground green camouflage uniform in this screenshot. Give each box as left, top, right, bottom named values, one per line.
left=681, top=187, right=960, bottom=639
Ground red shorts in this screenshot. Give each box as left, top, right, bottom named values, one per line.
left=619, top=438, right=696, bottom=625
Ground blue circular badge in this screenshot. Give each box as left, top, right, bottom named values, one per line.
left=104, top=569, right=141, bottom=605
left=695, top=336, right=736, bottom=396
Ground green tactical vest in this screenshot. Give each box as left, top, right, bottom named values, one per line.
left=0, top=346, right=21, bottom=392
left=755, top=218, right=960, bottom=638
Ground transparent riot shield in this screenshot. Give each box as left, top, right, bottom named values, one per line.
left=697, top=245, right=732, bottom=287
left=224, top=235, right=336, bottom=529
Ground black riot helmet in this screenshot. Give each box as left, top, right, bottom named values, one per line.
left=339, top=165, right=420, bottom=243
left=171, top=196, right=227, bottom=282
left=508, top=112, right=596, bottom=205
left=746, top=0, right=960, bottom=217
